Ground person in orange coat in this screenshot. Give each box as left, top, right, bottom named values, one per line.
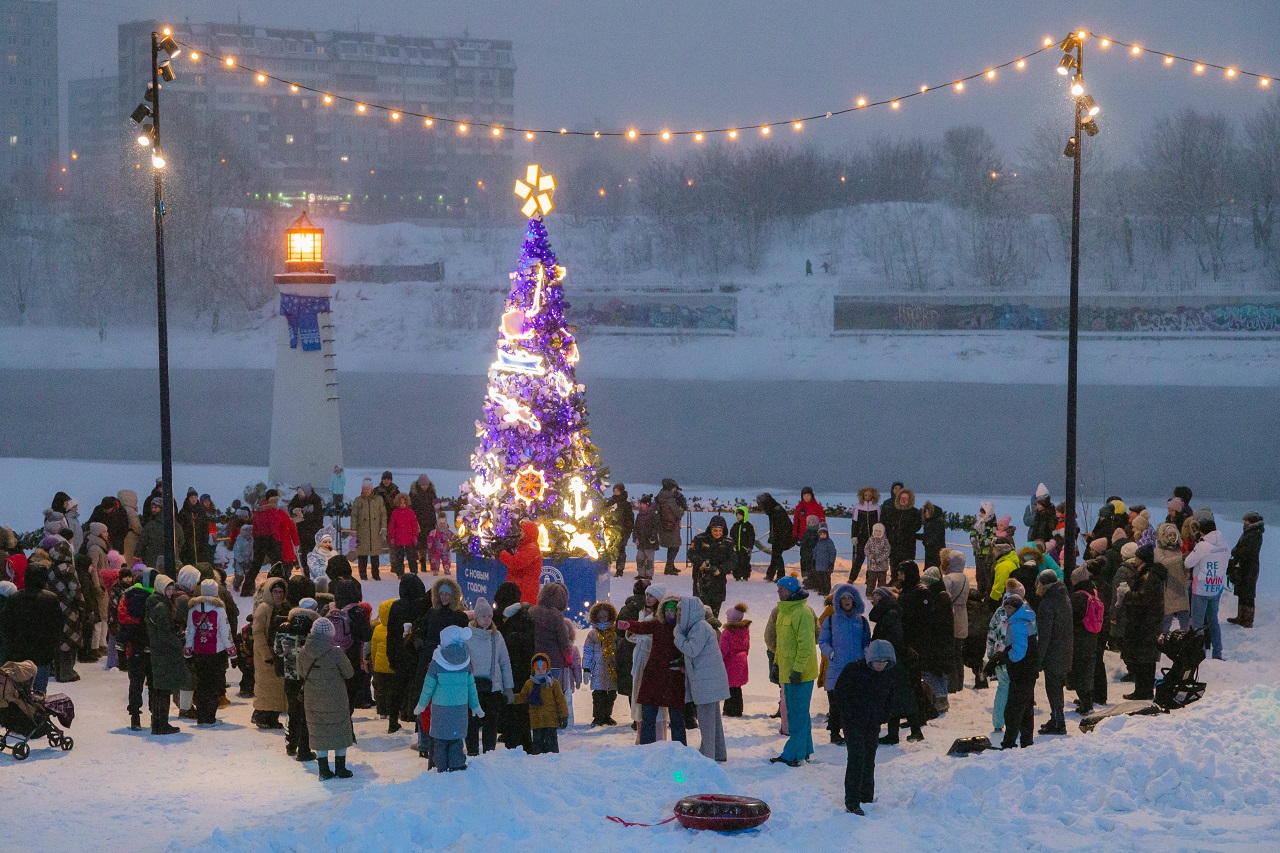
left=500, top=520, right=543, bottom=605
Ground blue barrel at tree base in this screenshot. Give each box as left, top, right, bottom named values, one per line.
left=459, top=553, right=609, bottom=627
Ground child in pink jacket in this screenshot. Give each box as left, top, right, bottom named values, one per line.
left=426, top=514, right=453, bottom=575
left=719, top=602, right=750, bottom=717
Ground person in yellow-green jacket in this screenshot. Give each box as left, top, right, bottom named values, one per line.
left=770, top=575, right=818, bottom=767
left=988, top=541, right=1020, bottom=604
left=370, top=598, right=397, bottom=724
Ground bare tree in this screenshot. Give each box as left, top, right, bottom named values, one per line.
left=1242, top=95, right=1280, bottom=281
left=1142, top=109, right=1239, bottom=280
left=942, top=125, right=1005, bottom=212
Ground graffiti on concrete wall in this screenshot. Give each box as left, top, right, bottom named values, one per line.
left=575, top=294, right=737, bottom=331
left=836, top=298, right=1280, bottom=333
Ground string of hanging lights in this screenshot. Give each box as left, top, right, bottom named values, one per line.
left=167, top=29, right=1274, bottom=143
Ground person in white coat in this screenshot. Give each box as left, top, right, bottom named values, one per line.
left=184, top=579, right=233, bottom=725
left=626, top=584, right=667, bottom=742
left=1184, top=510, right=1230, bottom=660
left=673, top=596, right=730, bottom=761
left=465, top=598, right=514, bottom=755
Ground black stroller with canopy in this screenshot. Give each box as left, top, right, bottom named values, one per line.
left=0, top=661, right=76, bottom=760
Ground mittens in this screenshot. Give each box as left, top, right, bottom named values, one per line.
left=789, top=670, right=802, bottom=685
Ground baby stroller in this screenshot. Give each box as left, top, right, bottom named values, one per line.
left=1154, top=628, right=1207, bottom=710
left=0, top=661, right=76, bottom=760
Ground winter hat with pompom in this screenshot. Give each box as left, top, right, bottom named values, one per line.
left=472, top=597, right=493, bottom=625
left=725, top=602, right=748, bottom=624
left=1111, top=527, right=1128, bottom=544
left=1071, top=566, right=1090, bottom=586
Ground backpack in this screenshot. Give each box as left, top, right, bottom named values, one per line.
left=329, top=605, right=356, bottom=651
left=190, top=607, right=220, bottom=656
left=274, top=630, right=303, bottom=680
left=1082, top=591, right=1104, bottom=634
left=124, top=586, right=149, bottom=620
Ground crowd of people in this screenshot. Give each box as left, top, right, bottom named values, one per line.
left=0, top=474, right=1266, bottom=815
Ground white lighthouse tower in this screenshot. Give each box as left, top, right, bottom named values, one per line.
left=268, top=212, right=343, bottom=488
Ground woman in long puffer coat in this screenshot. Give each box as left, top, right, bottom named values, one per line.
left=252, top=577, right=290, bottom=726
left=299, top=617, right=356, bottom=779
left=44, top=544, right=85, bottom=681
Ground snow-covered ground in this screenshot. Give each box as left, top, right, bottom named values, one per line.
left=7, top=544, right=1280, bottom=852
left=4, top=457, right=1279, bottom=851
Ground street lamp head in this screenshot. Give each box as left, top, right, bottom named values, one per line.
left=151, top=149, right=166, bottom=169
left=158, top=35, right=182, bottom=59
left=1070, top=74, right=1085, bottom=97
left=130, top=103, right=152, bottom=124
left=1063, top=136, right=1078, bottom=158
left=1082, top=117, right=1100, bottom=137
left=1080, top=94, right=1100, bottom=117
left=137, top=130, right=152, bottom=147
left=159, top=60, right=176, bottom=82
left=285, top=212, right=325, bottom=272
left=1057, top=54, right=1077, bottom=76
left=144, top=83, right=158, bottom=103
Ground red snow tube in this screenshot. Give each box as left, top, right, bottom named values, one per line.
left=673, top=794, right=771, bottom=832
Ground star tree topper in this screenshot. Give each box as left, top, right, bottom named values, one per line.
left=514, top=164, right=556, bottom=218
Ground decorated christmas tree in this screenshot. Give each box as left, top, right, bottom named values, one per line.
left=457, top=165, right=611, bottom=562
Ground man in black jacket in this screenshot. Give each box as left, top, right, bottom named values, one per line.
left=3, top=567, right=63, bottom=695
left=1227, top=512, right=1264, bottom=628
left=756, top=493, right=794, bottom=583
left=834, top=640, right=903, bottom=815
left=606, top=485, right=635, bottom=578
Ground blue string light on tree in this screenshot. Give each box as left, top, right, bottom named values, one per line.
left=457, top=165, right=612, bottom=561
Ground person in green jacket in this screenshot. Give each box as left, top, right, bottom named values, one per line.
left=770, top=575, right=818, bottom=767
left=988, top=541, right=1019, bottom=604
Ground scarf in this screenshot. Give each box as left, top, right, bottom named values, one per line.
left=598, top=627, right=617, bottom=681
left=529, top=672, right=553, bottom=706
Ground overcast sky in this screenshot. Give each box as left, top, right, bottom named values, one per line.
left=57, top=0, right=1279, bottom=162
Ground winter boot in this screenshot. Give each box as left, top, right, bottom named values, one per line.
left=150, top=690, right=180, bottom=735
left=334, top=755, right=353, bottom=778
left=1227, top=605, right=1254, bottom=628
left=359, top=568, right=368, bottom=581
left=317, top=757, right=335, bottom=780
left=130, top=712, right=142, bottom=732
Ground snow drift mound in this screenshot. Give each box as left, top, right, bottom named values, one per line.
left=903, top=685, right=1280, bottom=848
left=182, top=742, right=736, bottom=852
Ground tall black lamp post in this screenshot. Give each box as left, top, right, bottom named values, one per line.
left=129, top=29, right=183, bottom=574
left=1057, top=30, right=1102, bottom=574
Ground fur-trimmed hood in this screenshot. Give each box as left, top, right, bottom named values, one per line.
left=588, top=601, right=617, bottom=623
left=431, top=575, right=465, bottom=611
left=536, top=580, right=569, bottom=612
left=894, top=488, right=916, bottom=509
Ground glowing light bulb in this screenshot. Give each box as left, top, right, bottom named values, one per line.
left=151, top=152, right=166, bottom=169
left=1263, top=78, right=1272, bottom=88
left=225, top=56, right=236, bottom=67
left=694, top=132, right=704, bottom=142
left=459, top=123, right=469, bottom=133
left=424, top=117, right=433, bottom=126
left=1077, top=29, right=1087, bottom=39
left=526, top=131, right=535, bottom=139
left=1226, top=67, right=1237, bottom=78
left=954, top=81, right=964, bottom=92
left=856, top=97, right=867, bottom=107
left=728, top=129, right=738, bottom=139
left=890, top=100, right=900, bottom=110
left=492, top=126, right=502, bottom=136
left=593, top=130, right=600, bottom=138
left=162, top=27, right=171, bottom=36
left=1195, top=64, right=1205, bottom=74
left=136, top=133, right=151, bottom=147
left=190, top=51, right=200, bottom=61
left=986, top=69, right=996, bottom=80
left=1016, top=59, right=1026, bottom=69
left=391, top=111, right=400, bottom=120
left=919, top=85, right=928, bottom=93
left=1099, top=38, right=1110, bottom=48
left=760, top=125, right=770, bottom=135
left=256, top=73, right=266, bottom=84
left=627, top=129, right=637, bottom=139
left=356, top=103, right=366, bottom=113
left=661, top=130, right=671, bottom=140
left=1164, top=56, right=1175, bottom=65
left=323, top=94, right=333, bottom=104
left=559, top=128, right=567, bottom=134
left=794, top=120, right=804, bottom=130
left=290, top=84, right=299, bottom=92
left=597, top=188, right=605, bottom=197
left=1131, top=45, right=1142, bottom=55
left=1071, top=74, right=1085, bottom=96
left=1043, top=37, right=1053, bottom=47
